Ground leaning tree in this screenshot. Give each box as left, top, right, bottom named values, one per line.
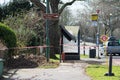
left=30, top=0, right=84, bottom=58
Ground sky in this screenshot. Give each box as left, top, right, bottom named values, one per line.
left=0, top=0, right=86, bottom=8
left=0, top=0, right=86, bottom=12
left=0, top=0, right=10, bottom=5
left=64, top=1, right=90, bottom=16
left=61, top=0, right=90, bottom=11
left=0, top=0, right=88, bottom=14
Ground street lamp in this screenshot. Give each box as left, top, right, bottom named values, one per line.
left=109, top=13, right=112, bottom=36
left=104, top=13, right=115, bottom=76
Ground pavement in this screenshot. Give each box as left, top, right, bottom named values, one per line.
left=2, top=56, right=120, bottom=80
left=2, top=59, right=93, bottom=80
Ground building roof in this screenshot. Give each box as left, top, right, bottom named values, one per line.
left=60, top=25, right=76, bottom=42
left=65, top=26, right=79, bottom=35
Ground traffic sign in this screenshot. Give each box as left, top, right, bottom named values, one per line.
left=43, top=13, right=59, bottom=20
left=96, top=10, right=100, bottom=14
left=92, top=21, right=98, bottom=27
left=100, top=35, right=108, bottom=42
left=91, top=13, right=98, bottom=21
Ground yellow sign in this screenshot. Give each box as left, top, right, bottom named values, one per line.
left=91, top=14, right=98, bottom=21
left=100, top=35, right=108, bottom=42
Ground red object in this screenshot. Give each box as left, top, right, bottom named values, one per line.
left=43, top=13, right=59, bottom=19
left=62, top=53, right=65, bottom=60
left=96, top=10, right=100, bottom=14
left=100, top=35, right=108, bottom=42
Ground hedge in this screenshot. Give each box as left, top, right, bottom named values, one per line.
left=0, top=22, right=17, bottom=48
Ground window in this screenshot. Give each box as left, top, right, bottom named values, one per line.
left=108, top=42, right=112, bottom=46
left=108, top=42, right=120, bottom=46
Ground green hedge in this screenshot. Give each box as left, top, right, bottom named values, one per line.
left=0, top=22, right=17, bottom=48
left=0, top=23, right=17, bottom=59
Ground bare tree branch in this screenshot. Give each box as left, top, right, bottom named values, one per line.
left=30, top=0, right=46, bottom=12
left=49, top=0, right=59, bottom=13
left=58, top=0, right=76, bottom=14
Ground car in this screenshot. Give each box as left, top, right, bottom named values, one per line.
left=105, top=41, right=120, bottom=56
left=99, top=44, right=105, bottom=56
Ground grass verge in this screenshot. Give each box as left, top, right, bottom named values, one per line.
left=80, top=54, right=89, bottom=58
left=55, top=54, right=89, bottom=58
left=86, top=65, right=120, bottom=80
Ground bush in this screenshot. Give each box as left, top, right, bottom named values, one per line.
left=0, top=22, right=17, bottom=61
left=0, top=22, right=17, bottom=48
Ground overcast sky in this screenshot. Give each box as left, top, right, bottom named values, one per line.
left=0, top=0, right=86, bottom=8
left=0, top=0, right=88, bottom=13
left=64, top=1, right=90, bottom=16
left=0, top=0, right=10, bottom=5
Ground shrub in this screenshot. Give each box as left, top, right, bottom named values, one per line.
left=0, top=22, right=17, bottom=48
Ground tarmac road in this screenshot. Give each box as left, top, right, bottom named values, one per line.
left=63, top=40, right=96, bottom=55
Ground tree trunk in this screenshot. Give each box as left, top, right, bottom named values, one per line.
left=49, top=20, right=60, bottom=58
left=48, top=0, right=60, bottom=58
left=30, top=0, right=76, bottom=59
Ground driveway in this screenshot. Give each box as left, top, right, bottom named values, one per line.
left=3, top=61, right=91, bottom=80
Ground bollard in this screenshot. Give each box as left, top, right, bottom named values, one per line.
left=0, top=59, right=4, bottom=78
left=62, top=53, right=65, bottom=62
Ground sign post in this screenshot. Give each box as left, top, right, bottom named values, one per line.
left=43, top=13, right=59, bottom=20
left=91, top=11, right=100, bottom=59
left=91, top=14, right=98, bottom=21
left=46, top=0, right=50, bottom=62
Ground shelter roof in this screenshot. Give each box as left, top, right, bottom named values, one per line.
left=60, top=25, right=76, bottom=42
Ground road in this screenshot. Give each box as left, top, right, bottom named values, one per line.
left=63, top=40, right=97, bottom=55
left=63, top=40, right=120, bottom=65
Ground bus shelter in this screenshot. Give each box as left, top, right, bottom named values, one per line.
left=60, top=25, right=80, bottom=61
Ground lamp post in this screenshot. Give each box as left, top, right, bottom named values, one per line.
left=104, top=13, right=115, bottom=76
left=109, top=13, right=112, bottom=36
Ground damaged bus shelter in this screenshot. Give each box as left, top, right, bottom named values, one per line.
left=60, top=25, right=80, bottom=61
